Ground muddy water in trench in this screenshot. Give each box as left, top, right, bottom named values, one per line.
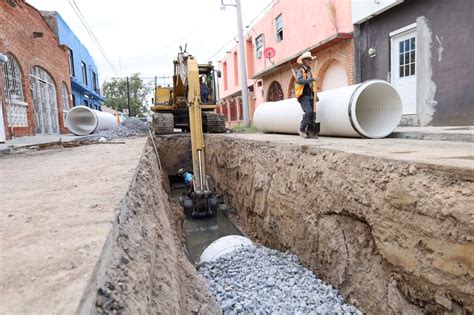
left=170, top=183, right=242, bottom=265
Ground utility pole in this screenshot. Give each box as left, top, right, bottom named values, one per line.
left=221, top=0, right=250, bottom=126
left=126, top=76, right=131, bottom=117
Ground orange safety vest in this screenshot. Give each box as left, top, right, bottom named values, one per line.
left=294, top=67, right=309, bottom=99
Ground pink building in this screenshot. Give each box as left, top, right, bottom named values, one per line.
left=217, top=0, right=354, bottom=127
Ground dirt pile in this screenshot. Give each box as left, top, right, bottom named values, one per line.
left=205, top=135, right=474, bottom=314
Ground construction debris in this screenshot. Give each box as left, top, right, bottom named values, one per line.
left=198, top=246, right=362, bottom=314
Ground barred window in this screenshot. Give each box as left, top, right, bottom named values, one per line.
left=3, top=53, right=28, bottom=127
left=61, top=83, right=70, bottom=126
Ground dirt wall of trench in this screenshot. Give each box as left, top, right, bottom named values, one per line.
left=77, top=139, right=219, bottom=314
left=205, top=136, right=473, bottom=314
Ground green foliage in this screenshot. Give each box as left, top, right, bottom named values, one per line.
left=231, top=124, right=259, bottom=133
left=102, top=73, right=151, bottom=117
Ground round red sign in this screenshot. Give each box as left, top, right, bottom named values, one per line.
left=263, top=47, right=276, bottom=59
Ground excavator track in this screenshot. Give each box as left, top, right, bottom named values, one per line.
left=153, top=113, right=174, bottom=135
left=203, top=112, right=226, bottom=133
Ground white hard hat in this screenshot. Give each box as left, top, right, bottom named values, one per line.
left=297, top=51, right=316, bottom=64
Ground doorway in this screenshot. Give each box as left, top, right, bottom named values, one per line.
left=29, top=66, right=59, bottom=135
left=390, top=24, right=417, bottom=114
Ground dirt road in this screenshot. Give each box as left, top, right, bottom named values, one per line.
left=0, top=138, right=147, bottom=314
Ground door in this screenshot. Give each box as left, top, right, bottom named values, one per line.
left=30, top=67, right=59, bottom=135
left=391, top=27, right=416, bottom=114
left=322, top=61, right=348, bottom=91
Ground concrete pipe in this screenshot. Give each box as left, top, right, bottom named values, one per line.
left=254, top=80, right=402, bottom=138
left=200, top=235, right=254, bottom=264
left=66, top=106, right=117, bottom=136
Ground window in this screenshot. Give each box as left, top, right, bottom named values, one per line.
left=233, top=52, right=238, bottom=85
left=61, top=83, right=70, bottom=125
left=3, top=53, right=28, bottom=127
left=255, top=34, right=264, bottom=58
left=267, top=81, right=284, bottom=102
left=275, top=14, right=283, bottom=42
left=92, top=71, right=98, bottom=92
left=72, top=94, right=76, bottom=107
left=81, top=61, right=87, bottom=85
left=68, top=48, right=75, bottom=77
left=223, top=62, right=228, bottom=91
left=399, top=37, right=415, bottom=77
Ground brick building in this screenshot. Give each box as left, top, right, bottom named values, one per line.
left=0, top=0, right=72, bottom=140
left=217, top=0, right=354, bottom=127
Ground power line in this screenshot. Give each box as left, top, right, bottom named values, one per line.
left=206, top=0, right=274, bottom=61
left=68, top=0, right=118, bottom=76
left=207, top=38, right=236, bottom=61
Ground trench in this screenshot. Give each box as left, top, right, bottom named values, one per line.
left=83, top=134, right=473, bottom=315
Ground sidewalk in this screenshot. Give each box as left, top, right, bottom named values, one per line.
left=0, top=134, right=85, bottom=153
left=389, top=126, right=473, bottom=142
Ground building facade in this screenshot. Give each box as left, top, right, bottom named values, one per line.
left=42, top=11, right=104, bottom=111
left=217, top=0, right=354, bottom=127
left=354, top=0, right=474, bottom=126
left=0, top=0, right=72, bottom=140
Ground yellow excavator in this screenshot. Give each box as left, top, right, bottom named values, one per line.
left=151, top=48, right=225, bottom=134
left=151, top=48, right=223, bottom=217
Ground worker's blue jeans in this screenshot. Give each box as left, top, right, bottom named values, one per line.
left=298, top=95, right=314, bottom=132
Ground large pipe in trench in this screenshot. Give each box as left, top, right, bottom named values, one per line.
left=66, top=106, right=117, bottom=136
left=254, top=80, right=402, bottom=139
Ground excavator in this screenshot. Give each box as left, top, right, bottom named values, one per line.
left=151, top=48, right=223, bottom=218
left=151, top=48, right=225, bottom=134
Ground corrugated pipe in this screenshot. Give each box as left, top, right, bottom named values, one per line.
left=254, top=80, right=402, bottom=139
left=200, top=235, right=254, bottom=264
left=66, top=106, right=117, bottom=136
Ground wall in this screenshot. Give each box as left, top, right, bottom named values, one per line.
left=257, top=38, right=354, bottom=106
left=0, top=0, right=72, bottom=138
left=41, top=11, right=104, bottom=110
left=219, top=0, right=352, bottom=99
left=352, top=0, right=403, bottom=24
left=218, top=0, right=353, bottom=125
left=356, top=0, right=474, bottom=126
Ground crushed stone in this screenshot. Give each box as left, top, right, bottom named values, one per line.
left=198, top=246, right=362, bottom=315
left=84, top=118, right=149, bottom=141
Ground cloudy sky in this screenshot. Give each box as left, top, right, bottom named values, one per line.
left=26, top=0, right=273, bottom=86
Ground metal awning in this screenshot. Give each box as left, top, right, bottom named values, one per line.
left=71, top=79, right=106, bottom=102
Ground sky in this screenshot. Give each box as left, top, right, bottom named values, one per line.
left=26, top=0, right=274, bottom=86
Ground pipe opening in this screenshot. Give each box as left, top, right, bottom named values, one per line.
left=66, top=106, right=98, bottom=136
left=352, top=82, right=402, bottom=138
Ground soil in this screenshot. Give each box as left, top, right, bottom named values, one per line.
left=204, top=133, right=474, bottom=314
left=0, top=137, right=218, bottom=314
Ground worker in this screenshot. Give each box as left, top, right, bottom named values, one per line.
left=295, top=51, right=317, bottom=138
left=178, top=168, right=194, bottom=194
left=200, top=77, right=209, bottom=103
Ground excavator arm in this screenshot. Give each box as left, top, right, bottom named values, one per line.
left=179, top=52, right=217, bottom=217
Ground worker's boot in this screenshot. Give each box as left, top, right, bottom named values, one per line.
left=299, top=130, right=308, bottom=138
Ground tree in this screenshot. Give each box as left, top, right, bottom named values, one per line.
left=102, top=73, right=151, bottom=117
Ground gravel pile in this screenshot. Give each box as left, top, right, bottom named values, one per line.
left=198, top=246, right=362, bottom=315
left=85, top=118, right=149, bottom=140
